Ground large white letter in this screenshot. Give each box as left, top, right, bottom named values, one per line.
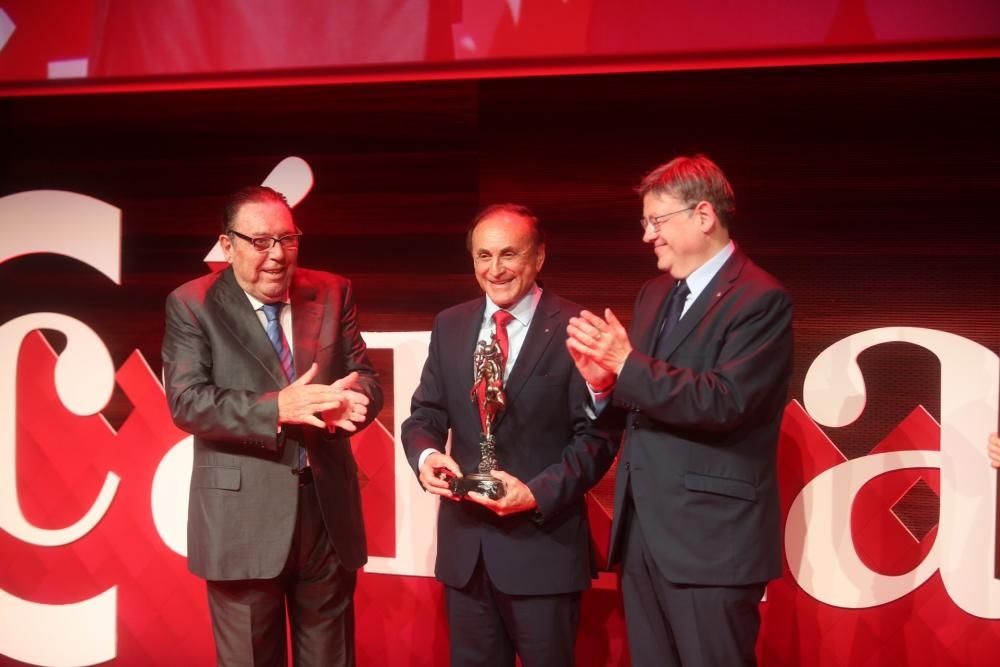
left=0, top=190, right=120, bottom=666
left=361, top=331, right=439, bottom=577
left=791, top=327, right=999, bottom=616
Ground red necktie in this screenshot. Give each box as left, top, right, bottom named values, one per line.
left=475, top=310, right=515, bottom=432
left=492, top=309, right=514, bottom=372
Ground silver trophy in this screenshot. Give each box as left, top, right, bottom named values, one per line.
left=449, top=335, right=507, bottom=500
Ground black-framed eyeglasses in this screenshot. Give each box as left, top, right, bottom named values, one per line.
left=639, top=206, right=695, bottom=233
left=229, top=229, right=303, bottom=252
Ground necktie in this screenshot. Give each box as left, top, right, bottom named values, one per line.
left=653, top=280, right=690, bottom=355
left=492, top=309, right=515, bottom=376
left=261, top=303, right=306, bottom=471
left=260, top=303, right=296, bottom=382
left=475, top=310, right=515, bottom=432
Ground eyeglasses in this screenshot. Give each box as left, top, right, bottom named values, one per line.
left=639, top=206, right=695, bottom=233
left=229, top=229, right=303, bottom=252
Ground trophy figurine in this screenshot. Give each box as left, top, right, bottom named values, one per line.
left=449, top=335, right=508, bottom=500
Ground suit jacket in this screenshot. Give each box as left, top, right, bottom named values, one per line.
left=162, top=267, right=383, bottom=580
left=401, top=289, right=619, bottom=596
left=607, top=246, right=793, bottom=586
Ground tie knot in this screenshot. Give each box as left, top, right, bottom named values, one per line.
left=260, top=302, right=284, bottom=322
left=673, top=280, right=690, bottom=301
left=492, top=310, right=514, bottom=329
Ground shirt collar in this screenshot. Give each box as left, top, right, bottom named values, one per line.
left=484, top=283, right=542, bottom=327
left=242, top=290, right=291, bottom=312
left=684, top=240, right=735, bottom=301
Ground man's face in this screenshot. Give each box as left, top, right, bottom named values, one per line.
left=219, top=200, right=298, bottom=302
left=470, top=213, right=545, bottom=309
left=641, top=191, right=704, bottom=279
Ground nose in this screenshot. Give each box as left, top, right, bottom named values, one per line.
left=267, top=240, right=287, bottom=261
left=641, top=221, right=658, bottom=244
left=490, top=256, right=505, bottom=275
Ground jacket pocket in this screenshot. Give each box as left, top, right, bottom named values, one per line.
left=192, top=466, right=241, bottom=491
left=683, top=472, right=756, bottom=502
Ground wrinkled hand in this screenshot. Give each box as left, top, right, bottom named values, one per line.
left=466, top=470, right=537, bottom=517
left=278, top=363, right=345, bottom=429
left=419, top=451, right=462, bottom=501
left=566, top=308, right=633, bottom=381
left=321, top=371, right=370, bottom=432
left=989, top=433, right=1000, bottom=469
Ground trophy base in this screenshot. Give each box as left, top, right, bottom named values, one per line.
left=450, top=473, right=506, bottom=500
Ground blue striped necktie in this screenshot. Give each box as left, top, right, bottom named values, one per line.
left=260, top=302, right=306, bottom=471
left=260, top=302, right=296, bottom=382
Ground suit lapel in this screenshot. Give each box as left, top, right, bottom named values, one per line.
left=637, top=276, right=674, bottom=355
left=212, top=268, right=289, bottom=388
left=290, top=273, right=322, bottom=376
left=458, top=299, right=487, bottom=427
left=503, top=291, right=558, bottom=405
left=656, top=248, right=747, bottom=360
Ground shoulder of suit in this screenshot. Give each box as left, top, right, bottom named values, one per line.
left=731, top=254, right=788, bottom=295
left=169, top=268, right=228, bottom=303
left=293, top=267, right=349, bottom=289
left=433, top=296, right=484, bottom=325
left=539, top=289, right=581, bottom=320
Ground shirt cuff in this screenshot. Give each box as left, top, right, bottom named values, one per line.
left=418, top=448, right=439, bottom=470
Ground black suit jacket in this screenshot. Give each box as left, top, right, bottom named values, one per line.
left=608, top=246, right=793, bottom=586
left=401, top=289, right=619, bottom=596
left=162, top=267, right=383, bottom=580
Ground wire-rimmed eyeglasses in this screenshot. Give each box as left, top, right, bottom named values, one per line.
left=639, top=206, right=695, bottom=233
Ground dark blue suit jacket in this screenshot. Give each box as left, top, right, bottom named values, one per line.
left=402, top=288, right=619, bottom=595
left=608, top=247, right=793, bottom=586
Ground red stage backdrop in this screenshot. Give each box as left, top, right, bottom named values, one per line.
left=1, top=58, right=999, bottom=665
left=0, top=0, right=998, bottom=93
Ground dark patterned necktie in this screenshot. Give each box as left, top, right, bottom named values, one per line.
left=653, top=280, right=690, bottom=355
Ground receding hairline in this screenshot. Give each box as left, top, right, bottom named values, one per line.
left=466, top=203, right=546, bottom=252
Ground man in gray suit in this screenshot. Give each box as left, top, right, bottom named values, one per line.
left=162, top=186, right=383, bottom=666
left=567, top=156, right=793, bottom=666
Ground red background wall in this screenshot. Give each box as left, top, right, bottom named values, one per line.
left=1, top=57, right=999, bottom=665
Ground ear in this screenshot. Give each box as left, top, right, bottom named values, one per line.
left=694, top=200, right=719, bottom=234
left=535, top=243, right=546, bottom=271
left=219, top=234, right=234, bottom=263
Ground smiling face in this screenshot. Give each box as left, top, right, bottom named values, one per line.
left=219, top=199, right=298, bottom=302
left=642, top=191, right=712, bottom=279
left=470, top=211, right=545, bottom=309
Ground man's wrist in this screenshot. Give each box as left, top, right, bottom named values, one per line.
left=418, top=448, right=439, bottom=470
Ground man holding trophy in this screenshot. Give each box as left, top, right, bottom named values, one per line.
left=402, top=204, right=619, bottom=666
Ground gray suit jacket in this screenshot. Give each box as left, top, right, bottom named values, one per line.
left=162, top=267, right=382, bottom=580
